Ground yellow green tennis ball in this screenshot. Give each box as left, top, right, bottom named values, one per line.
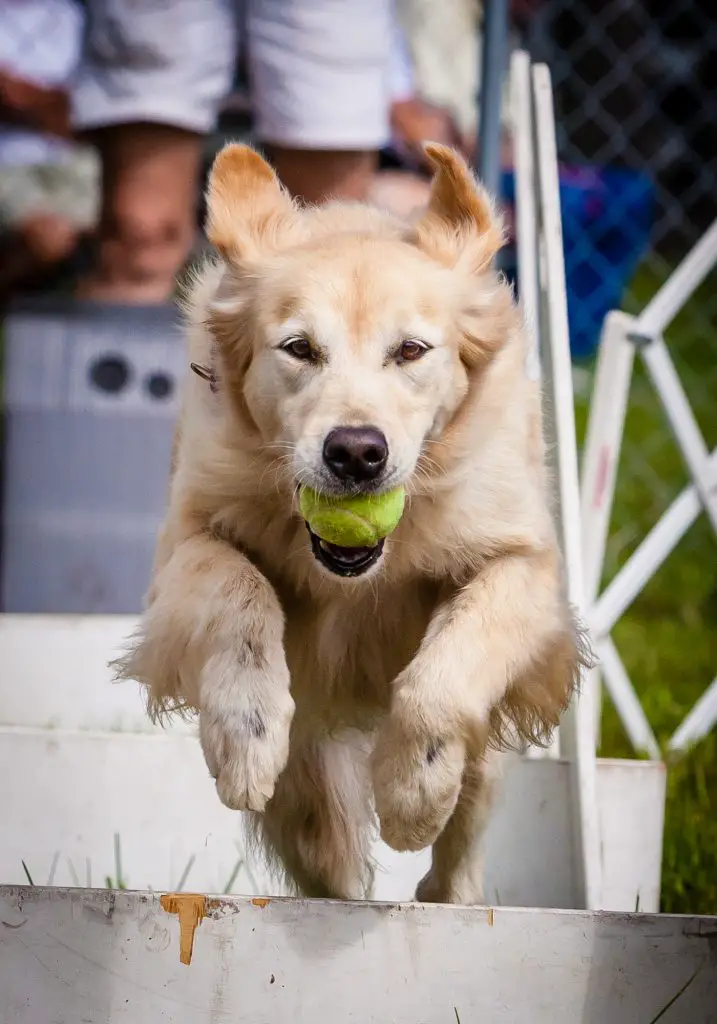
left=299, top=486, right=406, bottom=547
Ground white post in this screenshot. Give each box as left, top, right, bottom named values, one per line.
left=511, top=49, right=557, bottom=761
left=532, top=63, right=602, bottom=910
left=510, top=49, right=541, bottom=383
left=580, top=312, right=637, bottom=606
left=579, top=311, right=637, bottom=746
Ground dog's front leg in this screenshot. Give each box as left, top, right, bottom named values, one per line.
left=118, top=532, right=294, bottom=812
left=372, top=549, right=583, bottom=851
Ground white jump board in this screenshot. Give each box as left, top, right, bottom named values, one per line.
left=0, top=615, right=666, bottom=910
left=1, top=887, right=716, bottom=1024
left=0, top=727, right=665, bottom=910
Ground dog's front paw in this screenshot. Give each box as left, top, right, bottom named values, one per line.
left=371, top=694, right=466, bottom=852
left=199, top=654, right=295, bottom=812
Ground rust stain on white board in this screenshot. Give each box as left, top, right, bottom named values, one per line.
left=160, top=893, right=207, bottom=965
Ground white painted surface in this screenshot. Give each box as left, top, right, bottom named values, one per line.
left=596, top=758, right=666, bottom=912
left=580, top=312, right=636, bottom=613
left=511, top=50, right=558, bottom=762
left=1, top=887, right=715, bottom=1024
left=510, top=50, right=541, bottom=383
left=0, top=613, right=175, bottom=734
left=0, top=725, right=665, bottom=911
left=577, top=220, right=717, bottom=758
left=0, top=613, right=176, bottom=733
left=532, top=62, right=601, bottom=910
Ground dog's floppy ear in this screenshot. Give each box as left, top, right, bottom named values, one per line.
left=205, top=144, right=299, bottom=263
left=413, top=143, right=504, bottom=274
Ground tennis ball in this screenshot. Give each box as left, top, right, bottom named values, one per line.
left=299, top=486, right=406, bottom=548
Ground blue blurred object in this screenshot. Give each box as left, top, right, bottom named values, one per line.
left=501, top=165, right=654, bottom=359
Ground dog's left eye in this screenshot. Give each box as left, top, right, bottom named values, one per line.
left=280, top=336, right=315, bottom=361
left=396, top=338, right=431, bottom=364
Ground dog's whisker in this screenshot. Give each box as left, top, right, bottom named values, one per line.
left=257, top=459, right=292, bottom=495
left=262, top=442, right=297, bottom=455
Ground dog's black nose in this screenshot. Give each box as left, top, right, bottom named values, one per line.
left=323, top=426, right=388, bottom=482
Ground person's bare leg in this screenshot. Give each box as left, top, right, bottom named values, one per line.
left=369, top=169, right=432, bottom=218
left=266, top=147, right=378, bottom=204
left=268, top=148, right=432, bottom=219
left=77, top=123, right=203, bottom=304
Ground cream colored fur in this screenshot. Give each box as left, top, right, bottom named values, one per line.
left=116, top=142, right=590, bottom=904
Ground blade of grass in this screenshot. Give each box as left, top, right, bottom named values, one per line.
left=46, top=850, right=60, bottom=886
left=223, top=856, right=245, bottom=894
left=66, top=858, right=81, bottom=887
left=175, top=855, right=196, bottom=893
left=21, top=860, right=34, bottom=886
left=113, top=833, right=125, bottom=890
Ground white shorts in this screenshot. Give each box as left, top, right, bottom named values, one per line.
left=72, top=0, right=394, bottom=150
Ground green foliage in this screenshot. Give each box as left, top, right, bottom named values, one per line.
left=661, top=736, right=717, bottom=914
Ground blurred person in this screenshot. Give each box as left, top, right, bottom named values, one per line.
left=71, top=0, right=462, bottom=304
left=370, top=10, right=465, bottom=217
left=371, top=0, right=518, bottom=218
left=0, top=0, right=99, bottom=303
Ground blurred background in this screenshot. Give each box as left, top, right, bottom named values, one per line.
left=0, top=0, right=715, bottom=913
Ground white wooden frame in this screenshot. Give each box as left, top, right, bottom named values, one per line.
left=581, top=219, right=717, bottom=755
left=510, top=51, right=601, bottom=908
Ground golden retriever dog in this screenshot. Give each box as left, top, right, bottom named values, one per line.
left=117, top=142, right=589, bottom=904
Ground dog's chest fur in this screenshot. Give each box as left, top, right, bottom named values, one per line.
left=279, top=575, right=443, bottom=730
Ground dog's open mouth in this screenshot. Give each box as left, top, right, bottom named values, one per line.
left=308, top=527, right=385, bottom=578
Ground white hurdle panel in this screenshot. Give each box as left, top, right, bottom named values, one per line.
left=510, top=51, right=601, bottom=909
left=581, top=219, right=717, bottom=755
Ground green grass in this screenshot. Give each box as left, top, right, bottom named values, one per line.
left=575, top=262, right=717, bottom=914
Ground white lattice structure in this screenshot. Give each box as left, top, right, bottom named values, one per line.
left=582, top=220, right=717, bottom=756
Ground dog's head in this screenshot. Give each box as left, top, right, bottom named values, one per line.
left=203, top=144, right=514, bottom=579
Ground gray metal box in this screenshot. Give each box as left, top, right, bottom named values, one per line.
left=1, top=299, right=186, bottom=613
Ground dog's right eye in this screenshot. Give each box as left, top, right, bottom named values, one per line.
left=279, top=336, right=315, bottom=361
